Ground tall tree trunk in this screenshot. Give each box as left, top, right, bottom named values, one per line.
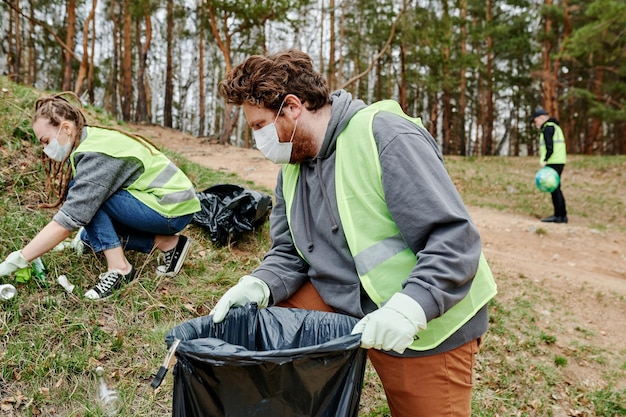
left=615, top=122, right=625, bottom=154
left=74, top=0, right=97, bottom=97
left=375, top=53, right=382, bottom=102
left=483, top=0, right=494, bottom=156
left=197, top=0, right=206, bottom=137
left=120, top=0, right=133, bottom=121
left=429, top=93, right=439, bottom=140
left=440, top=0, right=451, bottom=155
left=62, top=0, right=77, bottom=91
left=458, top=0, right=467, bottom=156
left=15, top=1, right=21, bottom=82
left=318, top=0, right=324, bottom=74
left=338, top=1, right=345, bottom=85
left=207, top=2, right=235, bottom=144
left=442, top=48, right=451, bottom=155
left=87, top=1, right=96, bottom=103
left=327, top=0, right=336, bottom=91
left=135, top=10, right=152, bottom=123
left=399, top=43, right=407, bottom=111
left=557, top=0, right=572, bottom=137
left=541, top=0, right=558, bottom=117
left=586, top=67, right=604, bottom=154
left=107, top=0, right=119, bottom=117
left=28, top=1, right=36, bottom=85
left=164, top=0, right=174, bottom=128
left=6, top=0, right=16, bottom=81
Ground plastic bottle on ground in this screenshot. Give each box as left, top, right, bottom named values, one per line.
left=0, top=284, right=17, bottom=300
left=32, top=257, right=47, bottom=283
left=96, top=366, right=120, bottom=416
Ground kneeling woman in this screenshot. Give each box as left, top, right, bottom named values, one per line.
left=0, top=92, right=200, bottom=300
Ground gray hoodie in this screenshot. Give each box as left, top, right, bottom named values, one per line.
left=53, top=127, right=144, bottom=231
left=252, top=90, right=488, bottom=356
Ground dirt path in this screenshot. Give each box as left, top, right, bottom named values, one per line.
left=133, top=123, right=626, bottom=379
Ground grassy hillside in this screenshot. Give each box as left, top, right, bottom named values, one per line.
left=1, top=78, right=625, bottom=416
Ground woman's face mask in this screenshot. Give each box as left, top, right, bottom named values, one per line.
left=43, top=125, right=72, bottom=162
left=253, top=100, right=298, bottom=164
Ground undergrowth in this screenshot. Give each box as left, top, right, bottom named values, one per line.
left=1, top=78, right=625, bottom=416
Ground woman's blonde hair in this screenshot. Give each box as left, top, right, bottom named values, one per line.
left=33, top=91, right=160, bottom=208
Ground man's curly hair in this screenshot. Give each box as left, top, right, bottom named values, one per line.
left=218, top=49, right=330, bottom=112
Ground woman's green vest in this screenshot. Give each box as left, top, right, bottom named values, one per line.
left=71, top=127, right=200, bottom=217
left=540, top=122, right=567, bottom=164
left=282, top=100, right=497, bottom=350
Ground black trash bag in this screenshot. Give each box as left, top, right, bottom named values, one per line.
left=192, top=184, right=272, bottom=245
left=165, top=304, right=367, bottom=417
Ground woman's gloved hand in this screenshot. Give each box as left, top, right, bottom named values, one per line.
left=210, top=275, right=270, bottom=323
left=351, top=293, right=427, bottom=354
left=0, top=251, right=29, bottom=277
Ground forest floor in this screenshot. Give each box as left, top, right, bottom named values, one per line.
left=132, top=123, right=626, bottom=395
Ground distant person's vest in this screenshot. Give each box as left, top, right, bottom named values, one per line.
left=540, top=121, right=567, bottom=164
left=282, top=100, right=497, bottom=351
left=71, top=126, right=200, bottom=217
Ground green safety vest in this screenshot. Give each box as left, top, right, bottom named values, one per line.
left=71, top=127, right=200, bottom=217
left=282, top=100, right=497, bottom=350
left=540, top=121, right=567, bottom=164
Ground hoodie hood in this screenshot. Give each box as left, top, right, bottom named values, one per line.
left=547, top=117, right=560, bottom=125
left=316, top=90, right=367, bottom=160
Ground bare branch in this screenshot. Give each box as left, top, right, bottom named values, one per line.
left=340, top=5, right=408, bottom=90
left=1, top=0, right=81, bottom=62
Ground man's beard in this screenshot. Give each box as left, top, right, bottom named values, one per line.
left=281, top=121, right=318, bottom=163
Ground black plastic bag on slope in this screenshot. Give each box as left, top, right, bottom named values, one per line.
left=192, top=184, right=272, bottom=245
left=165, top=304, right=367, bottom=417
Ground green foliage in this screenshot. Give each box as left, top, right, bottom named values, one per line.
left=588, top=388, right=626, bottom=416
left=554, top=355, right=568, bottom=367
left=0, top=78, right=39, bottom=148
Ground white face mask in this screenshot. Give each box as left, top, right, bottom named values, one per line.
left=253, top=100, right=297, bottom=164
left=43, top=125, right=72, bottom=162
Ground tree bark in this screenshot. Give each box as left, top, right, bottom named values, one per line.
left=62, top=0, right=77, bottom=91
left=120, top=0, right=133, bottom=121
left=207, top=2, right=234, bottom=144
left=327, top=0, right=336, bottom=91
left=87, top=1, right=96, bottom=103
left=28, top=1, right=37, bottom=85
left=399, top=43, right=407, bottom=111
left=164, top=0, right=174, bottom=128
left=483, top=0, right=494, bottom=156
left=458, top=0, right=467, bottom=156
left=107, top=0, right=119, bottom=117
left=74, top=0, right=97, bottom=98
left=135, top=8, right=152, bottom=123
left=197, top=0, right=206, bottom=137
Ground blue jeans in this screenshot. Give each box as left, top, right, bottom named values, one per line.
left=81, top=189, right=193, bottom=253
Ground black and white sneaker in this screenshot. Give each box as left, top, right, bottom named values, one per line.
left=84, top=267, right=136, bottom=300
left=157, top=235, right=192, bottom=277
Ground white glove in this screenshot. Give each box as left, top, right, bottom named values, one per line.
left=0, top=251, right=29, bottom=277
left=351, top=293, right=427, bottom=354
left=210, top=275, right=270, bottom=323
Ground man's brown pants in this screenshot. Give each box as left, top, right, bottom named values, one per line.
left=277, top=281, right=479, bottom=417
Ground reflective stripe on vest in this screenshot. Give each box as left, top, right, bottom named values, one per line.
left=71, top=127, right=200, bottom=217
left=540, top=122, right=567, bottom=164
left=283, top=100, right=497, bottom=350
